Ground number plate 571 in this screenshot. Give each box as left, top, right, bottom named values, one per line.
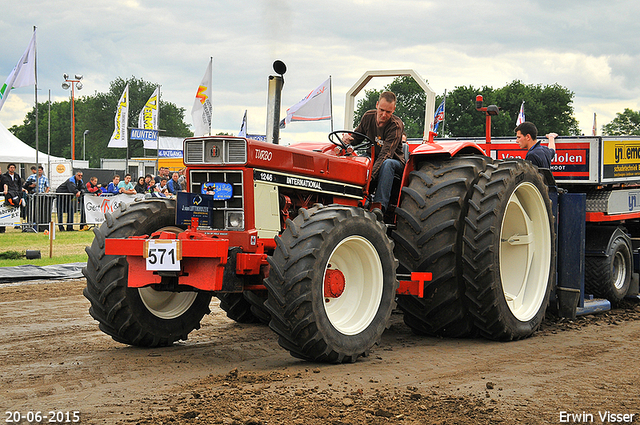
left=145, top=240, right=181, bottom=271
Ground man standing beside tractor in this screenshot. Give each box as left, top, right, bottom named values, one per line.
left=342, top=91, right=405, bottom=213
left=515, top=121, right=558, bottom=168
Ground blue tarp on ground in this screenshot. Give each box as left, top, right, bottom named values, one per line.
left=0, top=262, right=85, bottom=283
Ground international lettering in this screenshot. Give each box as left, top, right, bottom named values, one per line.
left=286, top=176, right=322, bottom=190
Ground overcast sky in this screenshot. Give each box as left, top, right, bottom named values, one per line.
left=1, top=0, right=639, bottom=145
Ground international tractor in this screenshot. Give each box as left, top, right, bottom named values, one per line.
left=83, top=64, right=639, bottom=363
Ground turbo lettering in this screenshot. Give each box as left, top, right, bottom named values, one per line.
left=255, top=149, right=273, bottom=161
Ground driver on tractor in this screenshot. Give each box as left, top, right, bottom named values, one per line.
left=342, top=91, right=405, bottom=213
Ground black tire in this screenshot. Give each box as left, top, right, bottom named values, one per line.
left=82, top=199, right=213, bottom=347
left=585, top=235, right=632, bottom=304
left=462, top=160, right=555, bottom=341
left=264, top=204, right=398, bottom=363
left=216, top=291, right=270, bottom=324
left=244, top=290, right=271, bottom=324
left=392, top=156, right=489, bottom=337
left=216, top=292, right=261, bottom=323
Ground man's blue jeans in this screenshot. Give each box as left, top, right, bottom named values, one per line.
left=373, top=158, right=404, bottom=210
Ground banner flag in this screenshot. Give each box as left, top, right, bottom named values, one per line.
left=0, top=29, right=37, bottom=112
left=191, top=58, right=213, bottom=136
left=592, top=112, right=597, bottom=136
left=107, top=84, right=129, bottom=148
left=238, top=110, right=247, bottom=137
left=516, top=101, right=525, bottom=126
left=284, top=77, right=331, bottom=125
left=433, top=99, right=445, bottom=132
left=139, top=86, right=160, bottom=149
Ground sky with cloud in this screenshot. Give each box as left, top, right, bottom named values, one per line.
left=1, top=0, right=639, bottom=145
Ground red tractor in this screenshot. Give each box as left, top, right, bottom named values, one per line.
left=83, top=65, right=555, bottom=362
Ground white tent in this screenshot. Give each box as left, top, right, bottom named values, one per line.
left=0, top=121, right=64, bottom=164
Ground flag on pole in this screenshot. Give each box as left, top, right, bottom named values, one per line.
left=283, top=77, right=331, bottom=126
left=138, top=86, right=160, bottom=149
left=238, top=110, right=247, bottom=137
left=108, top=84, right=129, bottom=148
left=0, top=29, right=37, bottom=112
left=191, top=58, right=213, bottom=137
left=433, top=99, right=445, bottom=132
left=592, top=113, right=597, bottom=136
left=516, top=101, right=525, bottom=126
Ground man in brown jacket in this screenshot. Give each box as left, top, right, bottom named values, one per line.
left=343, top=91, right=405, bottom=212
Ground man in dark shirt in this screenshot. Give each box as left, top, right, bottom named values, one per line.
left=2, top=163, right=26, bottom=207
left=515, top=121, right=557, bottom=168
left=343, top=91, right=405, bottom=213
left=55, top=171, right=84, bottom=231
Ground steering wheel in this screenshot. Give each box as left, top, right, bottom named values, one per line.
left=328, top=130, right=375, bottom=152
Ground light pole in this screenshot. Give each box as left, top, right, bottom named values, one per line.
left=62, top=73, right=83, bottom=161
left=83, top=129, right=89, bottom=161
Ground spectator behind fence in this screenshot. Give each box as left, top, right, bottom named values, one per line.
left=86, top=177, right=102, bottom=195
left=155, top=177, right=169, bottom=197
left=31, top=166, right=50, bottom=193
left=134, top=176, right=146, bottom=194
left=56, top=171, right=83, bottom=231
left=144, top=174, right=156, bottom=193
left=21, top=165, right=38, bottom=222
left=104, top=175, right=120, bottom=195
left=118, top=173, right=137, bottom=195
left=178, top=167, right=187, bottom=191
left=167, top=172, right=181, bottom=195
left=23, top=166, right=37, bottom=194
left=29, top=166, right=52, bottom=232
left=2, top=163, right=27, bottom=208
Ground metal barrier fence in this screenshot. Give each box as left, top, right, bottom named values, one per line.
left=17, top=193, right=114, bottom=232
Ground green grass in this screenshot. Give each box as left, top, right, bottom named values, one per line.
left=0, top=227, right=95, bottom=267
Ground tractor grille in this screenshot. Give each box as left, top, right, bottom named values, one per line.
left=184, top=138, right=247, bottom=165
left=189, top=170, right=244, bottom=230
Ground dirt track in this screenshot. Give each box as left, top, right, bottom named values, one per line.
left=1, top=279, right=639, bottom=425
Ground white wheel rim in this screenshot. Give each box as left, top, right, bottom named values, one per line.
left=139, top=288, right=198, bottom=319
left=612, top=250, right=627, bottom=290
left=499, top=182, right=551, bottom=322
left=323, top=235, right=384, bottom=335
left=137, top=225, right=198, bottom=319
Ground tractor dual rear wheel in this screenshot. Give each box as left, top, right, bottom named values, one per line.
left=392, top=156, right=489, bottom=338
left=82, top=199, right=212, bottom=347
left=462, top=160, right=555, bottom=341
left=264, top=204, right=398, bottom=363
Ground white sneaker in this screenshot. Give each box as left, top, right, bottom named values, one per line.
left=20, top=198, right=26, bottom=207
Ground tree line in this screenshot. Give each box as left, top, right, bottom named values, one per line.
left=9, top=76, right=193, bottom=168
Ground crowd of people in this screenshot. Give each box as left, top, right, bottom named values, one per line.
left=1, top=164, right=188, bottom=232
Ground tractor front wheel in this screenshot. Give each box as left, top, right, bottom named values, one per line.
left=264, top=205, right=398, bottom=363
left=82, top=199, right=212, bottom=347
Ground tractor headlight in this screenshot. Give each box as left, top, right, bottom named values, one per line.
left=226, top=211, right=244, bottom=229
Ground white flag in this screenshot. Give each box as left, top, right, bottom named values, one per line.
left=284, top=77, right=331, bottom=125
left=238, top=110, right=247, bottom=137
left=191, top=58, right=213, bottom=136
left=0, top=29, right=37, bottom=112
left=138, top=86, right=160, bottom=149
left=516, top=101, right=525, bottom=126
left=108, top=84, right=129, bottom=148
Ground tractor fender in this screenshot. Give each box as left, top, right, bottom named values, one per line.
left=401, top=140, right=486, bottom=188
